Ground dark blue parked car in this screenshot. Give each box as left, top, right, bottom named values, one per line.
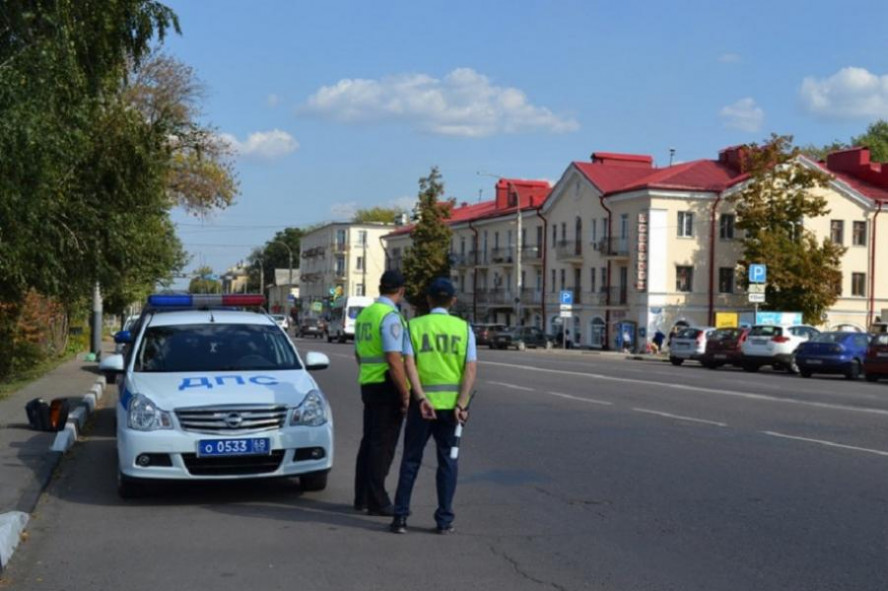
left=795, top=331, right=871, bottom=379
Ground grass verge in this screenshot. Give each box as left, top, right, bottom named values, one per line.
left=0, top=351, right=79, bottom=402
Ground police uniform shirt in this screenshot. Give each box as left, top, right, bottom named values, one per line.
left=404, top=308, right=477, bottom=361
left=378, top=296, right=410, bottom=355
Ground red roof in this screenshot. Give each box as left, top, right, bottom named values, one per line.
left=574, top=158, right=747, bottom=197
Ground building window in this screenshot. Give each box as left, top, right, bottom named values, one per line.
left=336, top=229, right=347, bottom=247
left=852, top=272, right=866, bottom=296
left=676, top=266, right=693, bottom=292
left=559, top=269, right=566, bottom=292
left=719, top=214, right=735, bottom=240
left=536, top=225, right=543, bottom=246
left=620, top=214, right=629, bottom=239
left=355, top=284, right=365, bottom=296
left=552, top=224, right=557, bottom=247
left=591, top=219, right=597, bottom=243
left=357, top=230, right=367, bottom=246
left=833, top=274, right=843, bottom=296
left=718, top=268, right=734, bottom=293
left=356, top=256, right=364, bottom=271
left=335, top=255, right=345, bottom=276
left=678, top=212, right=694, bottom=237
left=550, top=269, right=556, bottom=293
left=853, top=221, right=867, bottom=246
left=830, top=220, right=844, bottom=245
left=600, top=267, right=607, bottom=290
left=590, top=267, right=596, bottom=293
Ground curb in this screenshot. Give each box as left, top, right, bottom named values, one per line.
left=0, top=375, right=107, bottom=573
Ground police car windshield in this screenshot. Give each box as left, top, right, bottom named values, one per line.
left=134, top=324, right=301, bottom=372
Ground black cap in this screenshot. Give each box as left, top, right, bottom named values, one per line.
left=427, top=277, right=455, bottom=298
left=379, top=270, right=406, bottom=290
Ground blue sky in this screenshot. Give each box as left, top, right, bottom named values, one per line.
left=163, top=0, right=888, bottom=287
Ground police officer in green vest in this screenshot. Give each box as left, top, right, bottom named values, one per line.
left=353, top=270, right=411, bottom=516
left=390, top=277, right=477, bottom=534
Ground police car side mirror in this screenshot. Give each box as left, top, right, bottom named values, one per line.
left=99, top=354, right=125, bottom=374
left=304, top=352, right=330, bottom=371
left=113, top=330, right=132, bottom=344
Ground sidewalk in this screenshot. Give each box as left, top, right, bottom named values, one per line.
left=0, top=350, right=109, bottom=571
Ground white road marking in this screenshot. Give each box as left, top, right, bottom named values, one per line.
left=480, top=361, right=888, bottom=417
left=487, top=381, right=534, bottom=391
left=328, top=353, right=355, bottom=360
left=632, top=408, right=727, bottom=427
left=546, top=391, right=613, bottom=406
left=762, top=431, right=888, bottom=458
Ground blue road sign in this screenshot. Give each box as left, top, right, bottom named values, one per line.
left=559, top=290, right=573, bottom=305
left=749, top=264, right=767, bottom=284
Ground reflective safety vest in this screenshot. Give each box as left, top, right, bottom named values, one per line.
left=408, top=313, right=469, bottom=410
left=355, top=301, right=404, bottom=384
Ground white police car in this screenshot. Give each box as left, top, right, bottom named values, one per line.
left=100, top=294, right=333, bottom=498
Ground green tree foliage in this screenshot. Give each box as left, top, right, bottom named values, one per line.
left=851, top=120, right=888, bottom=162
left=352, top=206, right=404, bottom=224
left=798, top=140, right=848, bottom=161
left=401, top=167, right=452, bottom=316
left=729, top=135, right=846, bottom=324
left=246, top=227, right=304, bottom=293
left=188, top=266, right=221, bottom=294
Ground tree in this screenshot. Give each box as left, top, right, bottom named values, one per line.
left=352, top=206, right=405, bottom=224
left=798, top=140, right=848, bottom=161
left=851, top=120, right=888, bottom=162
left=401, top=167, right=452, bottom=316
left=188, top=266, right=222, bottom=294
left=246, top=227, right=304, bottom=293
left=729, top=135, right=846, bottom=324
left=123, top=52, right=239, bottom=215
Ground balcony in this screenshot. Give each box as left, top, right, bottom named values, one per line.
left=605, top=286, right=628, bottom=305
left=301, top=246, right=325, bottom=259
left=451, top=252, right=472, bottom=268
left=332, top=242, right=349, bottom=253
left=519, top=288, right=543, bottom=305
left=583, top=290, right=608, bottom=306
left=520, top=244, right=543, bottom=265
left=555, top=240, right=583, bottom=263
left=597, top=236, right=630, bottom=258
left=490, top=247, right=514, bottom=265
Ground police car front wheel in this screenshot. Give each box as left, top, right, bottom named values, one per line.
left=299, top=470, right=328, bottom=492
left=117, top=470, right=148, bottom=499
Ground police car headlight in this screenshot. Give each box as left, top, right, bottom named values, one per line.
left=291, top=390, right=327, bottom=427
left=127, top=394, right=173, bottom=431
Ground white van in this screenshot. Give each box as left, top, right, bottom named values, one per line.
left=328, top=296, right=374, bottom=343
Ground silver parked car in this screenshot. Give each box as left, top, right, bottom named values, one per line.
left=669, top=326, right=716, bottom=366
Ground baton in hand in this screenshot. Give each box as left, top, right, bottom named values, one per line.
left=449, top=391, right=476, bottom=460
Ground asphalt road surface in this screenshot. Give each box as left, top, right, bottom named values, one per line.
left=3, top=341, right=887, bottom=590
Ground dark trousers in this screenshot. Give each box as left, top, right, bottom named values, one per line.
left=394, top=400, right=459, bottom=528
left=354, top=383, right=404, bottom=511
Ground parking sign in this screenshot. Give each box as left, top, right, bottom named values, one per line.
left=748, top=264, right=767, bottom=284
left=559, top=290, right=573, bottom=305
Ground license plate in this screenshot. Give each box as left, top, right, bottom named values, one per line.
left=675, top=343, right=687, bottom=348
left=752, top=338, right=767, bottom=345
left=807, top=360, right=822, bottom=365
left=714, top=354, right=727, bottom=359
left=197, top=438, right=271, bottom=457
left=878, top=352, right=888, bottom=358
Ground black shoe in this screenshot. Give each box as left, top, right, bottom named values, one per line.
left=435, top=524, right=455, bottom=535
left=353, top=502, right=367, bottom=512
left=367, top=505, right=395, bottom=517
left=389, top=516, right=407, bottom=534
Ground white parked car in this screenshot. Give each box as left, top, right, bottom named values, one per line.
left=100, top=294, right=333, bottom=498
left=740, top=324, right=820, bottom=373
left=271, top=314, right=290, bottom=332
left=668, top=326, right=716, bottom=366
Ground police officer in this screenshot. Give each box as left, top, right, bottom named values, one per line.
left=353, top=270, right=411, bottom=516
left=390, top=277, right=477, bottom=534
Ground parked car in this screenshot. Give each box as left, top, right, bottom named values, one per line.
left=795, top=331, right=871, bottom=379
left=864, top=333, right=888, bottom=382
left=472, top=323, right=506, bottom=346
left=299, top=318, right=327, bottom=339
left=700, top=327, right=750, bottom=369
left=740, top=324, right=820, bottom=373
left=271, top=314, right=290, bottom=332
left=668, top=326, right=716, bottom=366
left=490, top=326, right=552, bottom=351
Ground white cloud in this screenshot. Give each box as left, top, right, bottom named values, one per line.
left=800, top=67, right=888, bottom=118
left=298, top=68, right=579, bottom=138
left=718, top=53, right=742, bottom=64
left=219, top=129, right=298, bottom=159
left=329, top=195, right=417, bottom=221
left=267, top=94, right=281, bottom=107
left=719, top=98, right=764, bottom=132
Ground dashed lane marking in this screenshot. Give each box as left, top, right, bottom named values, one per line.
left=632, top=407, right=727, bottom=427
left=487, top=381, right=534, bottom=391
left=480, top=361, right=888, bottom=418
left=545, top=391, right=613, bottom=406
left=762, top=431, right=888, bottom=458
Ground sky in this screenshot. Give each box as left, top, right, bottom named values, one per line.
left=162, top=0, right=888, bottom=289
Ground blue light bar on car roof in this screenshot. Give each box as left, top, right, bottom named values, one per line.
left=147, top=294, right=266, bottom=308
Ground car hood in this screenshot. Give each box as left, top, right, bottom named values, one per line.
left=125, top=371, right=321, bottom=410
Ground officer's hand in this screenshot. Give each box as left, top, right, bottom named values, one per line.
left=454, top=407, right=469, bottom=424
left=400, top=396, right=410, bottom=415
left=419, top=398, right=436, bottom=420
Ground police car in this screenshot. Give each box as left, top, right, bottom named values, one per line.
left=100, top=294, right=333, bottom=498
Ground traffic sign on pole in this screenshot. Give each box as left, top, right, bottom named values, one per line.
left=559, top=290, right=573, bottom=305
left=749, top=264, right=767, bottom=284
left=748, top=293, right=766, bottom=303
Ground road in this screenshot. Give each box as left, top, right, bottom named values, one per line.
left=3, top=341, right=887, bottom=590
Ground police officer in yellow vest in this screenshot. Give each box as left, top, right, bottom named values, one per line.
left=390, top=277, right=477, bottom=534
left=353, top=270, right=411, bottom=516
